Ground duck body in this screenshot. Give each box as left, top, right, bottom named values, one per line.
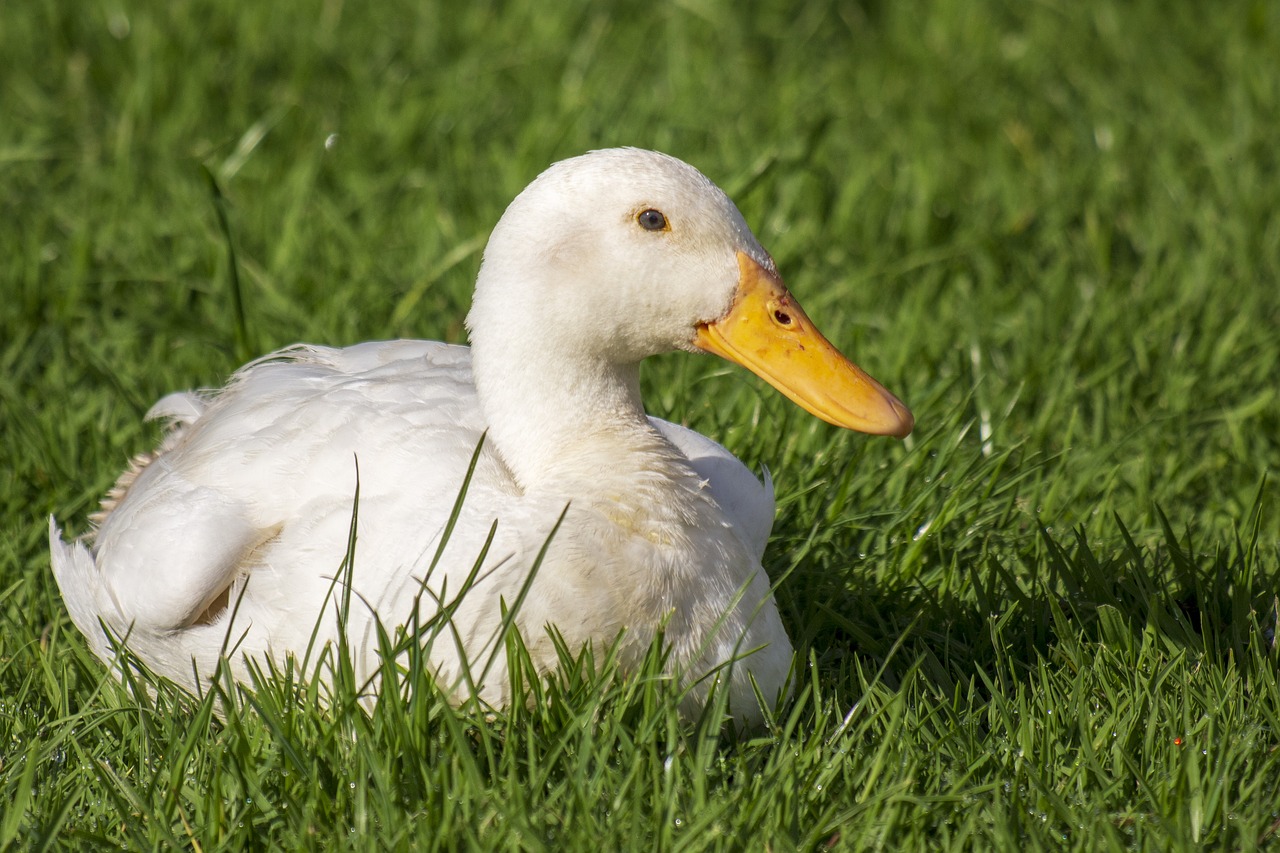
left=52, top=149, right=912, bottom=726
left=54, top=339, right=784, bottom=716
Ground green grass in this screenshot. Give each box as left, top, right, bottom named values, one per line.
left=3, top=0, right=1279, bottom=848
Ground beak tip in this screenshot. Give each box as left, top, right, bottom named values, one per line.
left=831, top=394, right=913, bottom=437
left=876, top=395, right=914, bottom=438
left=892, top=400, right=914, bottom=438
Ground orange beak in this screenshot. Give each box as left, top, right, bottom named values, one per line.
left=694, top=252, right=913, bottom=437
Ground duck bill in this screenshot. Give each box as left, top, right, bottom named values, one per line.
left=694, top=252, right=914, bottom=437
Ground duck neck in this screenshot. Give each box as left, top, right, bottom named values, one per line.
left=470, top=342, right=679, bottom=494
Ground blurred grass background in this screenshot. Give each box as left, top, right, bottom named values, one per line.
left=2, top=0, right=1279, bottom=848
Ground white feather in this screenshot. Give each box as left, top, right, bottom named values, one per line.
left=52, top=149, right=800, bottom=725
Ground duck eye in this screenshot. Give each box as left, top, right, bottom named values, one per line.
left=773, top=309, right=793, bottom=326
left=637, top=208, right=668, bottom=231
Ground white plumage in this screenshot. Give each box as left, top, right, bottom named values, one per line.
left=51, top=148, right=911, bottom=726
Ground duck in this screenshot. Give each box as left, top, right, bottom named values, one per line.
left=50, top=148, right=912, bottom=726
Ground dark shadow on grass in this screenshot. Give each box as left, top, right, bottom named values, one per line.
left=778, top=483, right=1277, bottom=705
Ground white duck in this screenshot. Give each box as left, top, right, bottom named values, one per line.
left=50, top=148, right=912, bottom=726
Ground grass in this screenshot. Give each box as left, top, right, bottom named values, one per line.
left=3, top=0, right=1279, bottom=847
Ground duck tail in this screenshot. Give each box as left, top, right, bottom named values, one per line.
left=49, top=517, right=118, bottom=663
left=146, top=391, right=208, bottom=425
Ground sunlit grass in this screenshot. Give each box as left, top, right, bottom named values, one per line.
left=3, top=0, right=1279, bottom=848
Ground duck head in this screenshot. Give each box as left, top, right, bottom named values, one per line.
left=467, top=148, right=912, bottom=450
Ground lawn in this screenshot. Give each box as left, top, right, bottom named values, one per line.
left=3, top=0, right=1279, bottom=848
